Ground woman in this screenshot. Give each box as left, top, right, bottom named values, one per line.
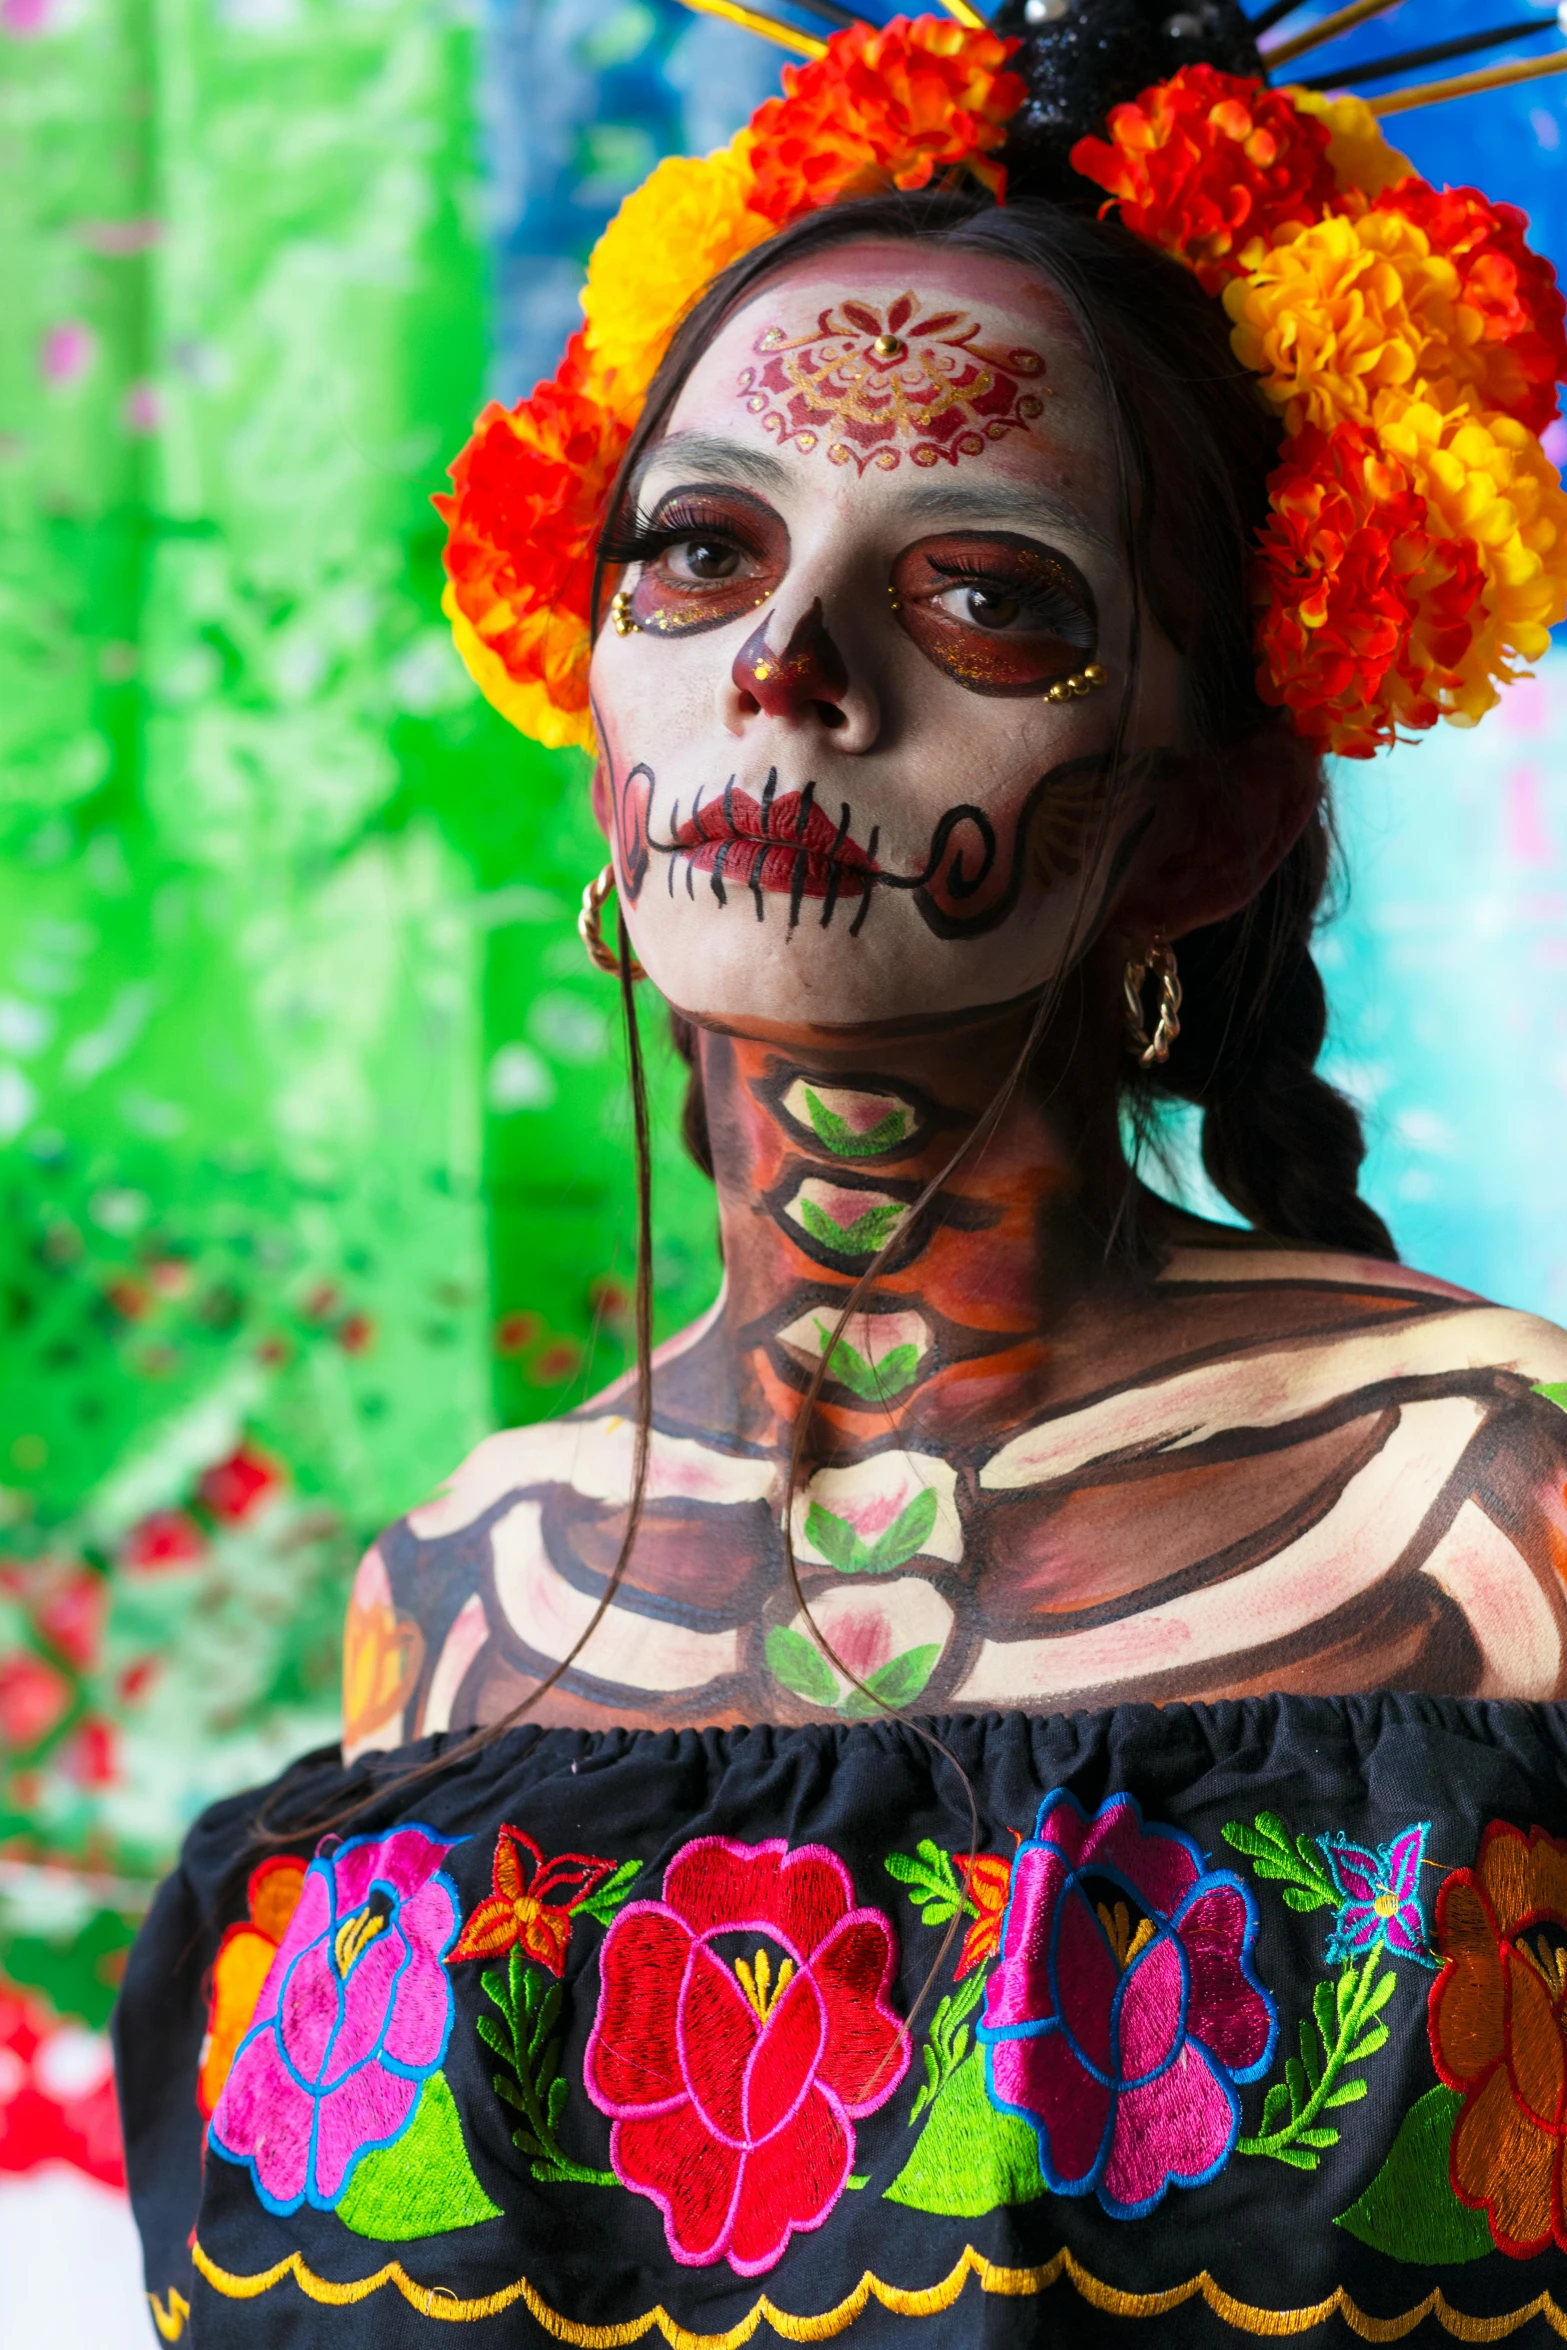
left=117, top=8, right=1567, bottom=2341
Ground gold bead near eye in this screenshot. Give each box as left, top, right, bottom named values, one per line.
left=1047, top=660, right=1107, bottom=705
left=610, top=589, right=638, bottom=637
left=871, top=333, right=905, bottom=361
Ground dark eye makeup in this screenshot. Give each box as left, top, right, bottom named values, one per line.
left=890, top=532, right=1098, bottom=695
left=602, top=483, right=788, bottom=637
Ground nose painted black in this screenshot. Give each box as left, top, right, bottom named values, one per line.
left=731, top=599, right=850, bottom=726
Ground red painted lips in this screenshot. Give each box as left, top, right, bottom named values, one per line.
left=673, top=784, right=878, bottom=901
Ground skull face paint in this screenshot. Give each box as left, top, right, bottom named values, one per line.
left=588, top=240, right=1185, bottom=1030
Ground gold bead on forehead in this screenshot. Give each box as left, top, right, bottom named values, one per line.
left=871, top=332, right=906, bottom=361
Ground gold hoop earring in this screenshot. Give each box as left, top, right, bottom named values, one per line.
left=1045, top=660, right=1108, bottom=705
left=579, top=864, right=646, bottom=980
left=609, top=589, right=639, bottom=637
left=1123, top=937, right=1181, bottom=1066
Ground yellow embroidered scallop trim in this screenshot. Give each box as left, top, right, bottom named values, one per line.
left=166, top=2239, right=1567, bottom=2344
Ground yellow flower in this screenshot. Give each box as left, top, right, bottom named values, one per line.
left=580, top=140, right=773, bottom=407
left=1368, top=388, right=1567, bottom=724
left=1226, top=209, right=1475, bottom=436
left=1289, top=88, right=1411, bottom=201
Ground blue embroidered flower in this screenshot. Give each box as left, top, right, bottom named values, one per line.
left=1318, top=1823, right=1436, bottom=1968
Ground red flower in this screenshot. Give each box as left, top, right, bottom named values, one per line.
left=197, top=1441, right=282, bottom=1525
left=1252, top=418, right=1483, bottom=757
left=436, top=334, right=632, bottom=742
left=748, top=17, right=1024, bottom=226
left=953, top=1851, right=1012, bottom=1979
left=585, top=1837, right=908, bottom=2274
left=122, top=1509, right=205, bottom=1572
left=1373, top=179, right=1567, bottom=439
left=450, top=1826, right=615, bottom=1976
left=32, top=1568, right=105, bottom=1672
left=1071, top=66, right=1336, bottom=294
left=0, top=1654, right=72, bottom=1751
left=0, top=1989, right=124, bottom=2188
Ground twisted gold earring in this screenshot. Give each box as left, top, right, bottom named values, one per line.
left=579, top=864, right=646, bottom=980
left=1123, top=937, right=1181, bottom=1065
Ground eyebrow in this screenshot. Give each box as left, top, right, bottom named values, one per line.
left=632, top=432, right=791, bottom=500
left=895, top=479, right=1117, bottom=561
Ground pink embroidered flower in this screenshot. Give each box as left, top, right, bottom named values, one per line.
left=585, top=1836, right=908, bottom=2273
left=980, top=1792, right=1275, bottom=2218
left=209, top=1824, right=458, bottom=2213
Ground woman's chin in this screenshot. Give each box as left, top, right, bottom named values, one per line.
left=637, top=925, right=1052, bottom=1044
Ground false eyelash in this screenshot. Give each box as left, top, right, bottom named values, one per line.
left=921, top=559, right=1096, bottom=640
left=598, top=497, right=770, bottom=569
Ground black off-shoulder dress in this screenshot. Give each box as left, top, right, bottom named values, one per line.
left=115, top=1699, right=1567, bottom=2344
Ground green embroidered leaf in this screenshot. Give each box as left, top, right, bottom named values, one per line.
left=798, top=1196, right=907, bottom=1257
left=803, top=1502, right=867, bottom=1574
left=1334, top=2085, right=1494, bottom=2264
left=1536, top=1380, right=1567, bottom=1413
left=907, top=1969, right=987, bottom=2125
left=1239, top=1944, right=1397, bottom=2171
left=480, top=1949, right=614, bottom=2187
left=846, top=2172, right=871, bottom=2189
left=886, top=2047, right=1046, bottom=2217
left=1221, top=1812, right=1337, bottom=1910
left=866, top=1486, right=939, bottom=1573
left=885, top=1841, right=971, bottom=1926
left=802, top=1088, right=910, bottom=1159
left=812, top=1321, right=921, bottom=1403
left=571, top=1858, right=641, bottom=1925
left=765, top=1622, right=838, bottom=1705
left=337, top=2071, right=501, bottom=2239
left=839, top=1644, right=939, bottom=1719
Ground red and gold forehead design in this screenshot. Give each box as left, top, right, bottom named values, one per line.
left=737, top=291, right=1046, bottom=475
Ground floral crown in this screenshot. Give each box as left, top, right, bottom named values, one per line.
left=438, top=9, right=1567, bottom=762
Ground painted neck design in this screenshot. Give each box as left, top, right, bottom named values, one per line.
left=691, top=1011, right=1120, bottom=1457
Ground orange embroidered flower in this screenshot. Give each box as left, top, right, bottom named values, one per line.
left=953, top=1851, right=1011, bottom=1979
left=449, top=1825, right=617, bottom=1977
left=197, top=1854, right=307, bottom=2118
left=1070, top=67, right=1337, bottom=295
left=747, top=16, right=1024, bottom=225
left=1430, top=1821, right=1567, bottom=2257
left=1252, top=417, right=1484, bottom=758
left=1372, top=180, right=1567, bottom=439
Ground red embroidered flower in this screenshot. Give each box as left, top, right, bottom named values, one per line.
left=1071, top=66, right=1337, bottom=294
left=449, top=1825, right=615, bottom=1977
left=954, top=1851, right=1012, bottom=1979
left=1251, top=418, right=1483, bottom=757
left=585, top=1836, right=908, bottom=2274
left=747, top=17, right=1024, bottom=225
left=1372, top=179, right=1567, bottom=438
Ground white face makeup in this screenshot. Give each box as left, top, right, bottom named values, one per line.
left=588, top=241, right=1184, bottom=1032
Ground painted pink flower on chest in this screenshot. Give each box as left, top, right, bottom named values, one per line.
left=208, top=1823, right=459, bottom=2212
left=585, top=1835, right=909, bottom=2273
left=979, top=1791, right=1276, bottom=2218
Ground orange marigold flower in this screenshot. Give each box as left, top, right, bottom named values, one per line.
left=436, top=336, right=630, bottom=752
left=748, top=15, right=1024, bottom=226
left=1290, top=87, right=1411, bottom=203
left=1253, top=418, right=1484, bottom=757
left=581, top=144, right=773, bottom=403
left=1372, top=179, right=1567, bottom=439
left=1070, top=66, right=1337, bottom=295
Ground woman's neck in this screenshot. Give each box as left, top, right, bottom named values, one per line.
left=679, top=999, right=1129, bottom=1458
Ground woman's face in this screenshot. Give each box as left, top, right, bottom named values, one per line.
left=588, top=241, right=1184, bottom=1034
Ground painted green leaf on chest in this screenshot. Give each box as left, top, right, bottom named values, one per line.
left=765, top=1623, right=839, bottom=1706
left=797, top=1196, right=907, bottom=1257
left=884, top=2047, right=1045, bottom=2217
left=805, top=1486, right=937, bottom=1574
left=336, top=2069, right=500, bottom=2239
left=1537, top=1380, right=1567, bottom=1414
left=812, top=1321, right=921, bottom=1403
left=1334, top=2085, right=1493, bottom=2264
left=802, top=1088, right=913, bottom=1159
left=837, top=1643, right=939, bottom=1719
left=765, top=1624, right=938, bottom=1715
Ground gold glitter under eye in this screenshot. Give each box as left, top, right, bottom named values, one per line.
left=888, top=532, right=1098, bottom=698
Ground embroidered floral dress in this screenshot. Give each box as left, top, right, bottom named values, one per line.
left=115, top=1699, right=1567, bottom=2343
